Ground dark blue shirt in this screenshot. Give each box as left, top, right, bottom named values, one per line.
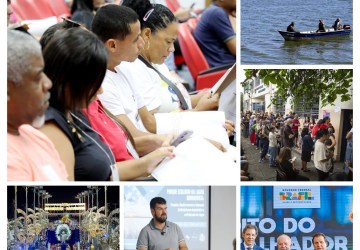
left=302, top=134, right=314, bottom=152
left=193, top=3, right=236, bottom=67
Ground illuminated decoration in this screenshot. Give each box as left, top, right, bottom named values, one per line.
left=7, top=186, right=120, bottom=249
left=61, top=214, right=70, bottom=224
left=56, top=224, right=72, bottom=242
left=45, top=203, right=86, bottom=212
left=81, top=207, right=120, bottom=249
left=7, top=207, right=49, bottom=249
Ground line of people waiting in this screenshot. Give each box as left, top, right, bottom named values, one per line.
left=241, top=111, right=353, bottom=181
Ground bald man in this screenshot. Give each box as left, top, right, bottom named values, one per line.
left=277, top=234, right=292, bottom=250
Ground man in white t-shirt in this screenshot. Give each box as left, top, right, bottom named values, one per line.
left=314, top=128, right=333, bottom=181
left=92, top=5, right=157, bottom=136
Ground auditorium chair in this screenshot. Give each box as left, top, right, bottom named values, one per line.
left=49, top=0, right=71, bottom=18
left=165, top=0, right=181, bottom=13
left=11, top=0, right=56, bottom=20
left=177, top=22, right=231, bottom=90
left=11, top=0, right=70, bottom=20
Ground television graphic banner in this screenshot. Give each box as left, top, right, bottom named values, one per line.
left=241, top=186, right=353, bottom=250
left=273, top=186, right=320, bottom=209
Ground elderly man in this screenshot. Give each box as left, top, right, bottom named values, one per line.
left=282, top=118, right=295, bottom=148
left=241, top=224, right=264, bottom=250
left=312, top=233, right=328, bottom=250
left=277, top=234, right=292, bottom=250
left=7, top=30, right=67, bottom=181
left=137, top=197, right=188, bottom=250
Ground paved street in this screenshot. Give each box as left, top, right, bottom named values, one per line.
left=241, top=136, right=345, bottom=181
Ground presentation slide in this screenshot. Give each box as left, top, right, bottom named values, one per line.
left=241, top=186, right=353, bottom=250
left=124, top=186, right=209, bottom=250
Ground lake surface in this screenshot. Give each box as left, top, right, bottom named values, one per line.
left=241, top=0, right=353, bottom=64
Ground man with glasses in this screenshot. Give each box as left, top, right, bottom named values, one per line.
left=241, top=224, right=264, bottom=250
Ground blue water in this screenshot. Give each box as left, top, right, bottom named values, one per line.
left=241, top=0, right=353, bottom=64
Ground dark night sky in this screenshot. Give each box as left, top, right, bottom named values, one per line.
left=7, top=185, right=120, bottom=219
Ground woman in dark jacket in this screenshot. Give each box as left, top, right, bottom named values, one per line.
left=301, top=127, right=313, bottom=172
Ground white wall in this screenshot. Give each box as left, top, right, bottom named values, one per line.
left=210, top=186, right=236, bottom=250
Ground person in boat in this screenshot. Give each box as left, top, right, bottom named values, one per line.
left=316, top=19, right=326, bottom=32
left=332, top=18, right=342, bottom=30
left=286, top=22, right=297, bottom=32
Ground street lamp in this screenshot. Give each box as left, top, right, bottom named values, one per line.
left=38, top=190, right=46, bottom=209
left=32, top=186, right=42, bottom=211
left=75, top=194, right=82, bottom=203
left=88, top=190, right=94, bottom=209
left=88, top=186, right=100, bottom=209
left=82, top=191, right=89, bottom=210
left=243, top=79, right=253, bottom=111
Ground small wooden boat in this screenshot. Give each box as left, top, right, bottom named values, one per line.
left=278, top=25, right=351, bottom=41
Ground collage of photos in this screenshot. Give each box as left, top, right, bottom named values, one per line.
left=5, top=0, right=356, bottom=249
left=240, top=0, right=355, bottom=249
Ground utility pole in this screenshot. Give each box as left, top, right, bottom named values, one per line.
left=14, top=186, right=17, bottom=244
left=105, top=186, right=108, bottom=217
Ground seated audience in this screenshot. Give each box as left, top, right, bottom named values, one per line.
left=119, top=0, right=220, bottom=114
left=40, top=14, right=178, bottom=181
left=40, top=28, right=174, bottom=181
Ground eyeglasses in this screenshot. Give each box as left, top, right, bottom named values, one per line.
left=62, top=17, right=82, bottom=28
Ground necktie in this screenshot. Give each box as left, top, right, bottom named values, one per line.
left=247, top=247, right=252, bottom=250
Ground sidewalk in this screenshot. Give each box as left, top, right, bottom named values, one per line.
left=241, top=136, right=345, bottom=181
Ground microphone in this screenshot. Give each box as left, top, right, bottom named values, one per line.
left=161, top=231, right=165, bottom=235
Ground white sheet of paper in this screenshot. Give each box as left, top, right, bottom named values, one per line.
left=210, top=63, right=236, bottom=96
left=151, top=136, right=238, bottom=184
left=218, top=80, right=236, bottom=124
left=23, top=16, right=58, bottom=39
left=155, top=111, right=229, bottom=149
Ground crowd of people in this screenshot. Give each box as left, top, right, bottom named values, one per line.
left=241, top=110, right=353, bottom=181
left=7, top=0, right=236, bottom=181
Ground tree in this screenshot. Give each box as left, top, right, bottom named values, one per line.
left=242, top=69, right=353, bottom=108
left=240, top=92, right=244, bottom=112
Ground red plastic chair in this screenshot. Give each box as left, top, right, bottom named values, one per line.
left=11, top=0, right=56, bottom=20
left=177, top=23, right=230, bottom=90
left=187, top=17, right=199, bottom=32
left=165, top=0, right=181, bottom=12
left=49, top=0, right=71, bottom=18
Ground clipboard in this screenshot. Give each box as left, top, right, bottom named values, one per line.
left=210, top=63, right=236, bottom=96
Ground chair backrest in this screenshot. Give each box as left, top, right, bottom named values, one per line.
left=165, top=0, right=181, bottom=13
left=177, top=23, right=209, bottom=80
left=49, top=0, right=71, bottom=18
left=11, top=0, right=56, bottom=20
left=276, top=168, right=288, bottom=181
left=187, top=17, right=199, bottom=32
